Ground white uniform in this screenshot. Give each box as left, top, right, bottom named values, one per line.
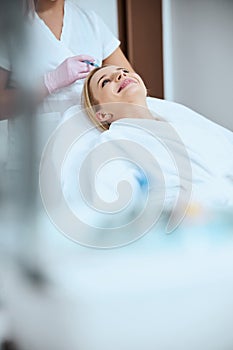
left=0, top=0, right=120, bottom=169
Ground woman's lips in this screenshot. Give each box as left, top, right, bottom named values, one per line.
left=117, top=78, right=136, bottom=93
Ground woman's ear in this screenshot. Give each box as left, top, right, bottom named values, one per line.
left=96, top=111, right=113, bottom=123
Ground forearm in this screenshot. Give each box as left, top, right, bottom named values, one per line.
left=0, top=79, right=52, bottom=120
left=103, top=47, right=134, bottom=72
left=0, top=88, right=19, bottom=120
left=0, top=54, right=95, bottom=120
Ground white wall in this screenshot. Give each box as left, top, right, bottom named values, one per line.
left=73, top=0, right=118, bottom=37
left=163, top=0, right=233, bottom=131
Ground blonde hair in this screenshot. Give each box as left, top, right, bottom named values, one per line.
left=82, top=66, right=110, bottom=132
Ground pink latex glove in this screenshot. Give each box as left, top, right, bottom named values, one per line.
left=44, top=55, right=95, bottom=94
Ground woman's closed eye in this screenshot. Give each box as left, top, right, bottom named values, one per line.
left=102, top=79, right=110, bottom=88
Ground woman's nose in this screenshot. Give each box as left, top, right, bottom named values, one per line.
left=116, top=73, right=121, bottom=81
left=115, top=70, right=127, bottom=81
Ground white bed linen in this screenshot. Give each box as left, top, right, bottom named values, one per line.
left=61, top=97, right=233, bottom=223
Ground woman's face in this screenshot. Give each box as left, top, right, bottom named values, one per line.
left=89, top=65, right=147, bottom=105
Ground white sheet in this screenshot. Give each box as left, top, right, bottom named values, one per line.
left=61, top=97, right=233, bottom=228
left=104, top=116, right=233, bottom=207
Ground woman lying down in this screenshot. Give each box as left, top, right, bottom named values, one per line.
left=82, top=65, right=233, bottom=211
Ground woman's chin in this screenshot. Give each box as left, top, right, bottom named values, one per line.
left=120, top=85, right=143, bottom=100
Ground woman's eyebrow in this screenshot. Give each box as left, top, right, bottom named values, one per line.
left=97, top=68, right=125, bottom=85
left=97, top=74, right=106, bottom=85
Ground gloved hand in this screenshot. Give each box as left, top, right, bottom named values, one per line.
left=44, top=55, right=96, bottom=94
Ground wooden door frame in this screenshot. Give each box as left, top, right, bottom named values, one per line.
left=117, top=0, right=164, bottom=98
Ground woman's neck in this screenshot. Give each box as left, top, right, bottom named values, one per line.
left=36, top=0, right=65, bottom=40
left=112, top=101, right=155, bottom=121
left=128, top=98, right=161, bottom=120
left=126, top=99, right=154, bottom=119
left=36, top=0, right=64, bottom=15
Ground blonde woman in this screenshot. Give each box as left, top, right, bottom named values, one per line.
left=83, top=65, right=151, bottom=131
left=82, top=65, right=233, bottom=207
